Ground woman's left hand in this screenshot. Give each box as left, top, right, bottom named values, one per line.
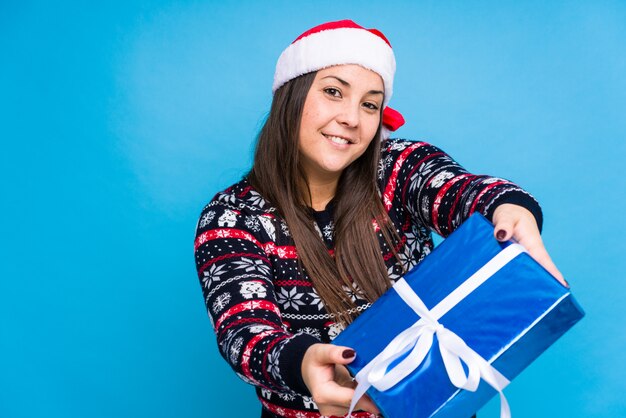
left=492, top=203, right=568, bottom=287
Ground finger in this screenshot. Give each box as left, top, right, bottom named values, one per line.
left=313, top=344, right=357, bottom=366
left=355, top=394, right=381, bottom=414
left=334, top=364, right=356, bottom=388
left=333, top=366, right=380, bottom=414
left=316, top=384, right=380, bottom=416
left=314, top=381, right=356, bottom=411
left=522, top=240, right=569, bottom=287
left=492, top=213, right=515, bottom=242
left=318, top=404, right=352, bottom=417
left=516, top=226, right=568, bottom=287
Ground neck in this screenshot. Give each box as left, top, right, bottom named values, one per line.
left=301, top=176, right=339, bottom=211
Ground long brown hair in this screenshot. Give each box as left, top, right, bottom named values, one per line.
left=248, top=72, right=400, bottom=325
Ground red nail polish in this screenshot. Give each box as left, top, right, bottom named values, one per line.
left=342, top=349, right=356, bottom=359
left=496, top=230, right=506, bottom=240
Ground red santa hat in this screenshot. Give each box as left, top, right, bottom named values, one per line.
left=273, top=19, right=405, bottom=138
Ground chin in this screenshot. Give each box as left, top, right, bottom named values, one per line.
left=321, top=161, right=352, bottom=175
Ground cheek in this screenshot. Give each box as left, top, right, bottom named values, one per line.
left=363, top=115, right=380, bottom=142
left=300, top=94, right=326, bottom=128
left=298, top=114, right=313, bottom=151
left=299, top=108, right=321, bottom=138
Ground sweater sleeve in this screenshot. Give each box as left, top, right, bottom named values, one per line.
left=194, top=202, right=319, bottom=395
left=379, top=139, right=543, bottom=237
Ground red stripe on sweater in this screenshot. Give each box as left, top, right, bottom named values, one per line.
left=260, top=399, right=377, bottom=418
left=431, top=173, right=473, bottom=235
left=238, top=186, right=253, bottom=197
left=195, top=228, right=299, bottom=259
left=402, top=212, right=412, bottom=232
left=400, top=151, right=445, bottom=207
left=383, top=235, right=407, bottom=261
left=219, top=318, right=281, bottom=337
left=262, top=335, right=289, bottom=385
left=382, top=142, right=427, bottom=211
left=446, top=175, right=477, bottom=232
left=241, top=330, right=282, bottom=381
left=264, top=242, right=298, bottom=259
left=215, top=300, right=282, bottom=330
left=475, top=181, right=514, bottom=213
left=274, top=280, right=313, bottom=287
left=469, top=181, right=508, bottom=214
left=195, top=228, right=261, bottom=249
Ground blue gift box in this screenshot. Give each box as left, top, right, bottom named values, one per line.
left=332, top=213, right=584, bottom=418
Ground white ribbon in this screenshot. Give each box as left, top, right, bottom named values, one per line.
left=348, top=243, right=526, bottom=418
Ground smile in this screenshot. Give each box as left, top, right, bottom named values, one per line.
left=322, top=133, right=353, bottom=145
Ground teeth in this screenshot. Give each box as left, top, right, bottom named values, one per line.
left=326, top=135, right=349, bottom=145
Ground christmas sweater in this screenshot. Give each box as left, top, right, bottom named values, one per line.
left=193, top=139, right=542, bottom=418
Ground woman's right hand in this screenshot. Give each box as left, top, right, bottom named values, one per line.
left=301, top=343, right=380, bottom=416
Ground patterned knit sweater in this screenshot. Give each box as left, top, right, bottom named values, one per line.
left=193, top=139, right=542, bottom=418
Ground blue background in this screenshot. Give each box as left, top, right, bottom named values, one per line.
left=1, top=1, right=624, bottom=417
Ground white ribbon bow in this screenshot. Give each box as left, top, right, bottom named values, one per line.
left=348, top=243, right=526, bottom=418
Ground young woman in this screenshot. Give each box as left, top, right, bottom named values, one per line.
left=194, top=20, right=566, bottom=418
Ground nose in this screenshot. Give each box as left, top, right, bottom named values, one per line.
left=336, top=101, right=360, bottom=128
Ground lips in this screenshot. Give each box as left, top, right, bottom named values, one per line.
left=322, top=133, right=353, bottom=145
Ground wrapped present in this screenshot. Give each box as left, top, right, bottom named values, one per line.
left=332, top=213, right=584, bottom=418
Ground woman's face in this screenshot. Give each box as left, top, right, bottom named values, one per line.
left=298, top=64, right=383, bottom=184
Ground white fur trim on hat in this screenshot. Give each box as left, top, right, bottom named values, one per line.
left=273, top=27, right=396, bottom=106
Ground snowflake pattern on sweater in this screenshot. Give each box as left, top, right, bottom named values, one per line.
left=194, top=139, right=542, bottom=418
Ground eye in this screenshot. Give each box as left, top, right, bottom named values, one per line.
left=323, top=87, right=342, bottom=98
left=362, top=102, right=379, bottom=111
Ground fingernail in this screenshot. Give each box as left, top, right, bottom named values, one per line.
left=342, top=349, right=356, bottom=359
left=496, top=230, right=506, bottom=240
left=564, top=279, right=570, bottom=288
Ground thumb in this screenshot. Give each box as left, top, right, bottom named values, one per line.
left=492, top=214, right=515, bottom=242
left=314, top=344, right=357, bottom=366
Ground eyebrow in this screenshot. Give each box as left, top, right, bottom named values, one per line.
left=321, top=75, right=384, bottom=96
